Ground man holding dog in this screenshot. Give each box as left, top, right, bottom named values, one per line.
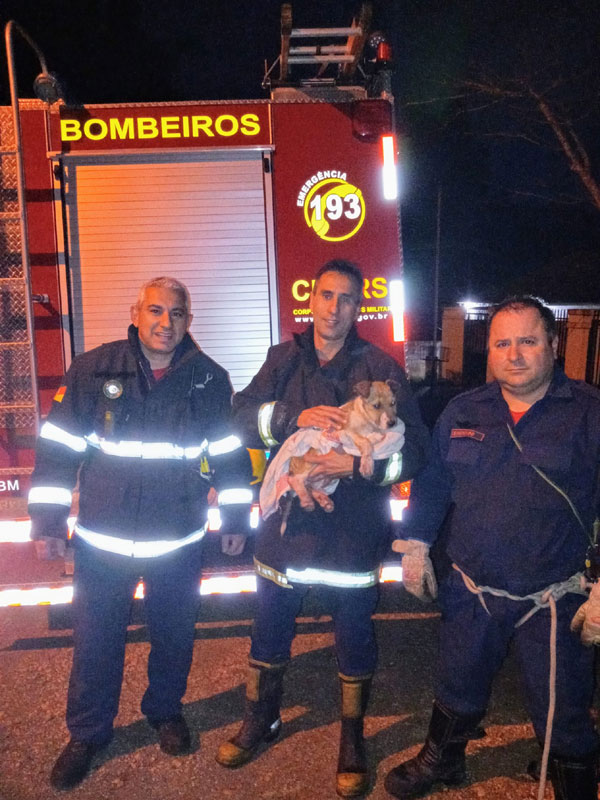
left=216, top=259, right=429, bottom=797
left=385, top=296, right=600, bottom=800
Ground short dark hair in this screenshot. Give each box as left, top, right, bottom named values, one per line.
left=313, top=259, right=363, bottom=301
left=489, top=295, right=556, bottom=340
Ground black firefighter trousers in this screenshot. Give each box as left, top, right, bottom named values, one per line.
left=66, top=535, right=203, bottom=745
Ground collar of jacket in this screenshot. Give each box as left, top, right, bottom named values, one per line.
left=472, top=366, right=574, bottom=404
left=127, top=324, right=201, bottom=377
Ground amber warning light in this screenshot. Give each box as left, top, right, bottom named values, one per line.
left=377, top=41, right=393, bottom=65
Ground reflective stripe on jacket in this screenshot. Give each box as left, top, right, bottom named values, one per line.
left=29, top=326, right=252, bottom=545
left=232, top=324, right=429, bottom=581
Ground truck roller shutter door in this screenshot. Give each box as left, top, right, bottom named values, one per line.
left=60, top=150, right=275, bottom=390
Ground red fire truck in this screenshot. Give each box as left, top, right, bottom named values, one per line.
left=0, top=6, right=407, bottom=612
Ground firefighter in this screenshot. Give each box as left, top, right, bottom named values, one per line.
left=28, top=276, right=252, bottom=791
left=385, top=297, right=600, bottom=800
left=215, top=260, right=429, bottom=797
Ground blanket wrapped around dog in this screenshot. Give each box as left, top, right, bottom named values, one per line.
left=259, top=423, right=405, bottom=520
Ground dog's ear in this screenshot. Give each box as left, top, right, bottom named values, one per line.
left=386, top=379, right=401, bottom=396
left=352, top=381, right=372, bottom=398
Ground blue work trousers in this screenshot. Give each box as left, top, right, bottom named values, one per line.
left=250, top=575, right=379, bottom=676
left=436, top=570, right=599, bottom=758
left=66, top=536, right=203, bottom=744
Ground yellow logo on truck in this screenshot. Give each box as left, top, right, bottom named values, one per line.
left=60, top=113, right=261, bottom=142
left=297, top=172, right=365, bottom=242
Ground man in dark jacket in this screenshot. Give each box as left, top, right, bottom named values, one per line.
left=216, top=260, right=429, bottom=797
left=29, top=277, right=252, bottom=790
left=385, top=297, right=600, bottom=800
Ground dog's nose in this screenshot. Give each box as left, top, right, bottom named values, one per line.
left=387, top=418, right=396, bottom=428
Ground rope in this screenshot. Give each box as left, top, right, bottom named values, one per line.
left=453, top=565, right=586, bottom=799
left=538, top=594, right=557, bottom=800
left=453, top=565, right=585, bottom=624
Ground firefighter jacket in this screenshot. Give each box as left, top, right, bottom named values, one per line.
left=28, top=326, right=253, bottom=557
left=400, top=368, right=600, bottom=596
left=232, top=325, right=430, bottom=587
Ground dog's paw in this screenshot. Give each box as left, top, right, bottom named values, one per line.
left=312, top=490, right=334, bottom=512
left=298, top=496, right=316, bottom=511
left=359, top=455, right=374, bottom=478
left=299, top=500, right=315, bottom=511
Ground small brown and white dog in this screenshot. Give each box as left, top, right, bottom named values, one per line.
left=286, top=379, right=401, bottom=516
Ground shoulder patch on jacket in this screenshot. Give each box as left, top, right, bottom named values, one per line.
left=53, top=385, right=67, bottom=403
left=450, top=428, right=485, bottom=442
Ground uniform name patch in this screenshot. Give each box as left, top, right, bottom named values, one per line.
left=53, top=386, right=67, bottom=403
left=450, top=428, right=485, bottom=441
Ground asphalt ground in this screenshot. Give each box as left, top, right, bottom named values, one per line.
left=0, top=585, right=586, bottom=800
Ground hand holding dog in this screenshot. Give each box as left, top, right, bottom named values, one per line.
left=302, top=449, right=354, bottom=480
left=297, top=405, right=348, bottom=431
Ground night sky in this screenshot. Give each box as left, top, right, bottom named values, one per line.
left=2, top=0, right=599, bottom=339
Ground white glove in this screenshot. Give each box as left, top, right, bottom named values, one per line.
left=34, top=536, right=67, bottom=561
left=571, top=582, right=600, bottom=646
left=392, top=538, right=438, bottom=602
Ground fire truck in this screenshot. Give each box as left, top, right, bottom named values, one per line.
left=0, top=5, right=407, bottom=613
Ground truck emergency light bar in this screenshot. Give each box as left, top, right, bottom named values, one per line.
left=0, top=573, right=258, bottom=607
left=0, top=518, right=33, bottom=543
left=0, top=507, right=263, bottom=542
left=0, top=500, right=408, bottom=606
left=0, top=500, right=408, bottom=544
left=0, top=564, right=404, bottom=607
left=0, top=515, right=78, bottom=543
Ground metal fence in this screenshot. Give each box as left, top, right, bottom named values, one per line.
left=463, top=311, right=488, bottom=387
left=553, top=307, right=568, bottom=369
left=586, top=311, right=600, bottom=387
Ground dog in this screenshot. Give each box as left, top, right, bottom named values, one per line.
left=260, top=380, right=404, bottom=534
left=287, top=379, right=401, bottom=513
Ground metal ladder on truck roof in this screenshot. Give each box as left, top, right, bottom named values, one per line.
left=264, top=2, right=372, bottom=90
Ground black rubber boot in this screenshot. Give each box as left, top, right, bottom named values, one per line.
left=215, top=660, right=286, bottom=768
left=336, top=674, right=373, bottom=798
left=50, top=739, right=107, bottom=791
left=549, top=753, right=598, bottom=800
left=149, top=714, right=191, bottom=755
left=384, top=701, right=485, bottom=799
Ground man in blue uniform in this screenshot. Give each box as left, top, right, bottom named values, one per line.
left=215, top=260, right=429, bottom=797
left=29, top=277, right=252, bottom=790
left=385, top=296, right=600, bottom=800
